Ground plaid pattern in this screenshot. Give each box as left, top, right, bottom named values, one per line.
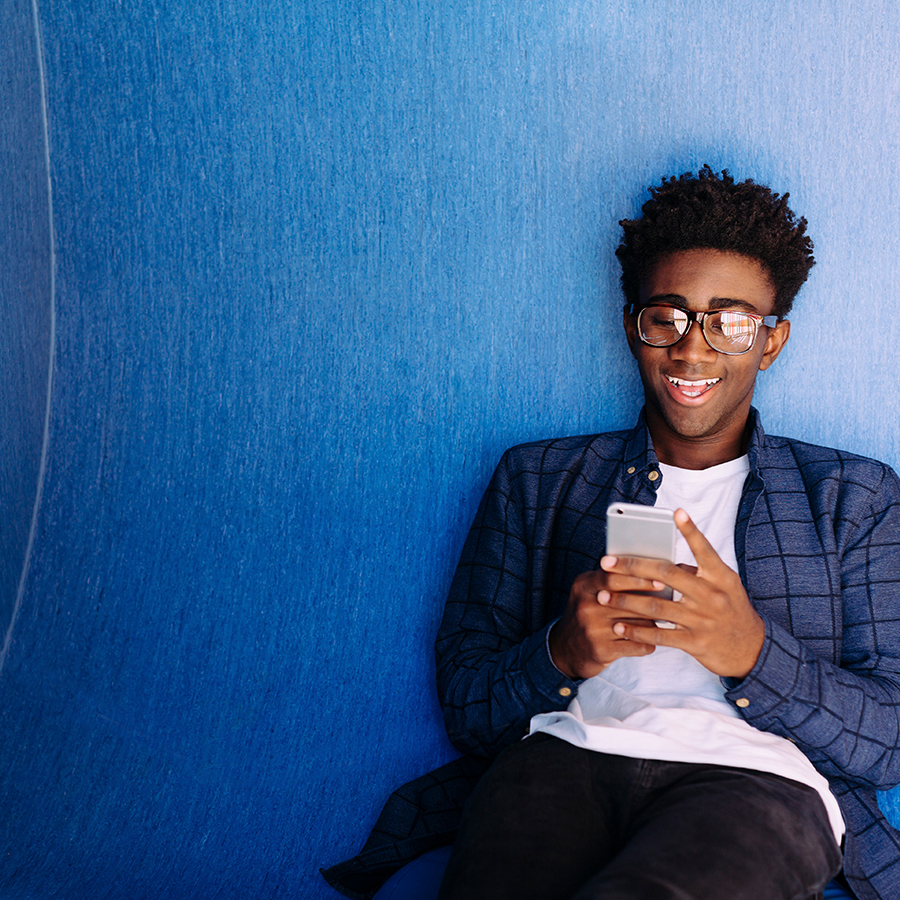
left=324, top=409, right=900, bottom=900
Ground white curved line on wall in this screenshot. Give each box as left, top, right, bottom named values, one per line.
left=0, top=0, right=57, bottom=674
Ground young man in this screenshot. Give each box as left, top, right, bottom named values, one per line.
left=433, top=169, right=900, bottom=900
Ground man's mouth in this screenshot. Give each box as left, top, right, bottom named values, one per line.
left=665, top=376, right=721, bottom=399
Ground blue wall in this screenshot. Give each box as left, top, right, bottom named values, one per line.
left=0, top=0, right=52, bottom=654
left=2, top=1, right=900, bottom=897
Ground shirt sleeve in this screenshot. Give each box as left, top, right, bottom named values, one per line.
left=725, top=464, right=900, bottom=791
left=435, top=451, right=580, bottom=757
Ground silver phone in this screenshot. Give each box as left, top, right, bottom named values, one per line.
left=606, top=503, right=677, bottom=627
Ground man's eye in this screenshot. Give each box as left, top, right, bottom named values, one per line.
left=712, top=313, right=754, bottom=338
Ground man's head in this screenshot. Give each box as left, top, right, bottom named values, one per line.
left=615, top=167, right=810, bottom=467
left=616, top=166, right=814, bottom=318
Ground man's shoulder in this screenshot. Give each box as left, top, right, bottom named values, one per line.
left=499, top=429, right=634, bottom=470
left=761, top=432, right=898, bottom=495
left=482, top=430, right=638, bottom=500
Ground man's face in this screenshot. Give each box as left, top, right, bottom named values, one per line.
left=623, top=248, right=791, bottom=466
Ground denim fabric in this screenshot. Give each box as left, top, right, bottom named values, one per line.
left=437, top=734, right=842, bottom=900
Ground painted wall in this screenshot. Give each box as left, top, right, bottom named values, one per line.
left=2, top=1, right=899, bottom=897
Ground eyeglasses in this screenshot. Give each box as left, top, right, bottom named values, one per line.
left=629, top=303, right=780, bottom=356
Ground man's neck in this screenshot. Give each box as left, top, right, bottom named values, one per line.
left=645, top=411, right=752, bottom=471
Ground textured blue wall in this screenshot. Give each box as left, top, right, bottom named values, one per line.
left=0, top=0, right=52, bottom=652
left=2, top=1, right=900, bottom=897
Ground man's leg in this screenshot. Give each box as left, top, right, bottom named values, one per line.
left=570, top=763, right=842, bottom=900
left=437, top=733, right=620, bottom=900
left=439, top=736, right=841, bottom=900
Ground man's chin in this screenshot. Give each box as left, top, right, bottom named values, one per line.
left=655, top=405, right=725, bottom=443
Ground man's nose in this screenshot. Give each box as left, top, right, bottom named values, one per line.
left=669, top=319, right=717, bottom=363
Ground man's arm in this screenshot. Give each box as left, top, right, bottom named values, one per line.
left=434, top=451, right=577, bottom=757
left=724, top=618, right=900, bottom=790
left=435, top=446, right=661, bottom=757
left=725, top=466, right=900, bottom=790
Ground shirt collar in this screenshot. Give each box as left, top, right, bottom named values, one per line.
left=744, top=407, right=765, bottom=473
left=622, top=410, right=661, bottom=486
left=623, top=407, right=765, bottom=480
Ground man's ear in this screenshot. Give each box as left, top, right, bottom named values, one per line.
left=758, top=318, right=791, bottom=371
left=623, top=305, right=638, bottom=359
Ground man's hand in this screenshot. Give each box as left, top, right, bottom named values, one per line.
left=548, top=568, right=661, bottom=681
left=598, top=509, right=765, bottom=679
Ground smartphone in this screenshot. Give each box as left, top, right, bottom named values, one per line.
left=606, top=503, right=677, bottom=627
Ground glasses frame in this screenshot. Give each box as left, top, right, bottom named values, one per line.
left=628, top=303, right=780, bottom=356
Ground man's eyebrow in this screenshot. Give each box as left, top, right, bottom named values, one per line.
left=646, top=294, right=760, bottom=312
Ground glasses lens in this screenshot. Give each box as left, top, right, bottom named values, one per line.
left=638, top=306, right=689, bottom=346
left=704, top=311, right=757, bottom=353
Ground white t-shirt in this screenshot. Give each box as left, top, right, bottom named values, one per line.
left=530, top=455, right=845, bottom=841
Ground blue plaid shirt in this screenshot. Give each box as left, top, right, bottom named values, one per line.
left=436, top=409, right=900, bottom=900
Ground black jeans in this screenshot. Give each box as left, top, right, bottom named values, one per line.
left=437, top=733, right=842, bottom=900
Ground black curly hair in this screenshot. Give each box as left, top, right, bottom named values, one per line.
left=616, top=166, right=815, bottom=317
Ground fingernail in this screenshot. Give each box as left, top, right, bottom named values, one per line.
left=600, top=556, right=617, bottom=569
left=614, top=623, right=626, bottom=636
left=597, top=590, right=610, bottom=604
left=652, top=580, right=665, bottom=590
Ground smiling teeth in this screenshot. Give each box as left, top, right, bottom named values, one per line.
left=666, top=377, right=721, bottom=387
left=666, top=376, right=720, bottom=398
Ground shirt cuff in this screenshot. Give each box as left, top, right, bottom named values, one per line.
left=539, top=618, right=582, bottom=702
left=721, top=616, right=808, bottom=724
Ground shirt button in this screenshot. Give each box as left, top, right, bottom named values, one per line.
left=558, top=687, right=572, bottom=698
left=736, top=698, right=750, bottom=708
left=627, top=466, right=636, bottom=474
left=648, top=471, right=660, bottom=482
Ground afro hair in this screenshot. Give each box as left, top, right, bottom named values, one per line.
left=616, top=166, right=815, bottom=317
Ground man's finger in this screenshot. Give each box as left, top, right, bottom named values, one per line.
left=608, top=639, right=657, bottom=658
left=614, top=620, right=683, bottom=646
left=602, top=589, right=686, bottom=624
left=673, top=508, right=725, bottom=570
left=600, top=554, right=682, bottom=593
